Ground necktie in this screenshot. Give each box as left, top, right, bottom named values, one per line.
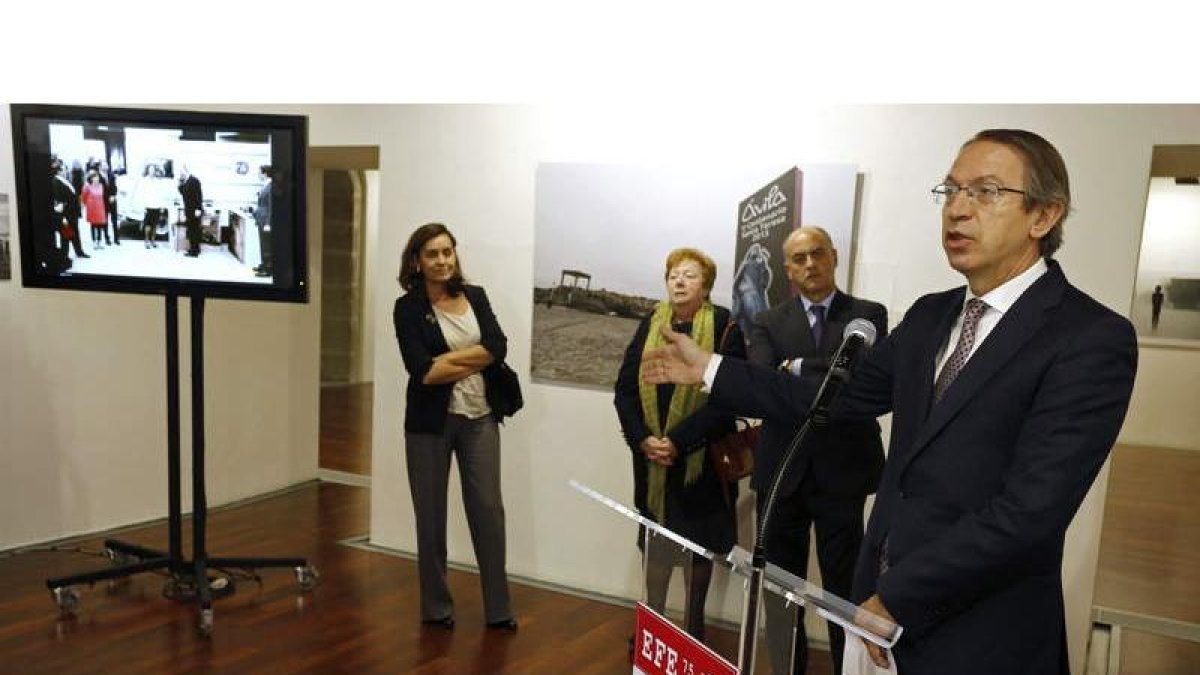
left=933, top=298, right=988, bottom=403
left=810, top=304, right=826, bottom=348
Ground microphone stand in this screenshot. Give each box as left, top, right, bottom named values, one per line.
left=737, top=362, right=846, bottom=673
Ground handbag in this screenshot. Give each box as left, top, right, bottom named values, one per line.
left=706, top=317, right=758, bottom=483
left=487, top=361, right=524, bottom=418
left=708, top=417, right=759, bottom=483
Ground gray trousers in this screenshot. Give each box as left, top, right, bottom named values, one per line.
left=405, top=414, right=512, bottom=623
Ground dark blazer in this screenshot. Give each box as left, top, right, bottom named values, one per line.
left=256, top=180, right=272, bottom=227
left=710, top=261, right=1137, bottom=675
left=51, top=176, right=80, bottom=226
left=178, top=175, right=203, bottom=214
left=747, top=290, right=887, bottom=496
left=103, top=170, right=119, bottom=205
left=393, top=284, right=509, bottom=434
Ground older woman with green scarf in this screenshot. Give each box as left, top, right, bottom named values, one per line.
left=613, top=247, right=746, bottom=642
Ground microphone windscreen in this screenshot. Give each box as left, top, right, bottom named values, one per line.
left=844, top=318, right=878, bottom=347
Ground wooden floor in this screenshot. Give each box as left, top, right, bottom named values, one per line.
left=1093, top=444, right=1200, bottom=675
left=2, top=385, right=1192, bottom=674
left=0, top=481, right=835, bottom=674
left=319, top=383, right=373, bottom=476
left=0, top=483, right=616, bottom=674
left=0, top=381, right=830, bottom=675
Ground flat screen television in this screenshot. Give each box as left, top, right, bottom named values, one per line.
left=10, top=104, right=308, bottom=302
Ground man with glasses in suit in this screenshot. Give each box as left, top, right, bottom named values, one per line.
left=644, top=129, right=1137, bottom=675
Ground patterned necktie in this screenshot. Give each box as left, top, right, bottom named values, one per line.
left=810, top=304, right=826, bottom=348
left=933, top=298, right=988, bottom=404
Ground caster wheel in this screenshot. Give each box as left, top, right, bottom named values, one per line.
left=295, top=565, right=320, bottom=590
left=162, top=577, right=181, bottom=600
left=198, top=608, right=213, bottom=636
left=210, top=575, right=236, bottom=599
left=105, top=548, right=130, bottom=566
left=52, top=587, right=80, bottom=615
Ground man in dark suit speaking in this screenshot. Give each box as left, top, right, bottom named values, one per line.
left=644, top=129, right=1137, bottom=675
left=749, top=226, right=887, bottom=675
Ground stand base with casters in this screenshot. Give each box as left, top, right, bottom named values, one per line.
left=43, top=293, right=319, bottom=636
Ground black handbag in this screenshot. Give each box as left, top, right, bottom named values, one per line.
left=487, top=361, right=524, bottom=418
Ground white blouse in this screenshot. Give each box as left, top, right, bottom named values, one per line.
left=433, top=303, right=492, bottom=419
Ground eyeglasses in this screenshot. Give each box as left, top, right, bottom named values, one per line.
left=932, top=182, right=1026, bottom=206
left=667, top=270, right=702, bottom=282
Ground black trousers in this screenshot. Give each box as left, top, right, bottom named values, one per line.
left=106, top=203, right=118, bottom=243
left=59, top=220, right=85, bottom=257
left=142, top=209, right=161, bottom=241
left=42, top=224, right=70, bottom=272
left=257, top=225, right=273, bottom=272
left=759, top=482, right=865, bottom=675
left=185, top=215, right=201, bottom=254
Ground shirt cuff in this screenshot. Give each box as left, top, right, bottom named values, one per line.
left=702, top=354, right=723, bottom=393
left=788, top=357, right=804, bottom=377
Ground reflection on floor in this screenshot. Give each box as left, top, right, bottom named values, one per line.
left=62, top=235, right=267, bottom=283
left=319, top=382, right=372, bottom=476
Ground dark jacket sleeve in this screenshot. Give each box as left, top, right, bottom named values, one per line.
left=468, top=286, right=508, bottom=363
left=666, top=308, right=742, bottom=455
left=800, top=301, right=890, bottom=378
left=393, top=293, right=440, bottom=384
left=746, top=309, right=777, bottom=368
left=614, top=317, right=652, bottom=449
left=711, top=311, right=898, bottom=427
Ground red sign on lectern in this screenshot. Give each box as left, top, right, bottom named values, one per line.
left=632, top=602, right=738, bottom=675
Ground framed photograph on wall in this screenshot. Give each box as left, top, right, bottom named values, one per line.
left=530, top=162, right=860, bottom=388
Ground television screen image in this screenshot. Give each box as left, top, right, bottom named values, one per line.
left=10, top=105, right=307, bottom=302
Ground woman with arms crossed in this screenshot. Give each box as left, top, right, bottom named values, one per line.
left=393, top=222, right=516, bottom=631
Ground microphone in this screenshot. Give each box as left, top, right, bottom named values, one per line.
left=756, top=317, right=880, bottom=572
left=809, top=318, right=878, bottom=426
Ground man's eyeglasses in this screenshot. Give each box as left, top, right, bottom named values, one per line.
left=932, top=182, right=1026, bottom=206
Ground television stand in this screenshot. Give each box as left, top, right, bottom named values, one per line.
left=45, top=293, right=319, bottom=636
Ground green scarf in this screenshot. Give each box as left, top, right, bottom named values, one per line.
left=639, top=300, right=715, bottom=523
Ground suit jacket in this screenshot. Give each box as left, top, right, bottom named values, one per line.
left=711, top=260, right=1137, bottom=675
left=747, top=290, right=887, bottom=497
left=51, top=176, right=80, bottom=225
left=393, top=284, right=509, bottom=434
left=256, top=180, right=272, bottom=228
left=178, top=175, right=203, bottom=214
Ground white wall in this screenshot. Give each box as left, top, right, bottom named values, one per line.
left=366, top=104, right=1200, bottom=675
left=0, top=104, right=376, bottom=549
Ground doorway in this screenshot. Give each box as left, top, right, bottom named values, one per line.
left=313, top=147, right=379, bottom=483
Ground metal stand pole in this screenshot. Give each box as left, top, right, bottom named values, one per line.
left=46, top=293, right=318, bottom=636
